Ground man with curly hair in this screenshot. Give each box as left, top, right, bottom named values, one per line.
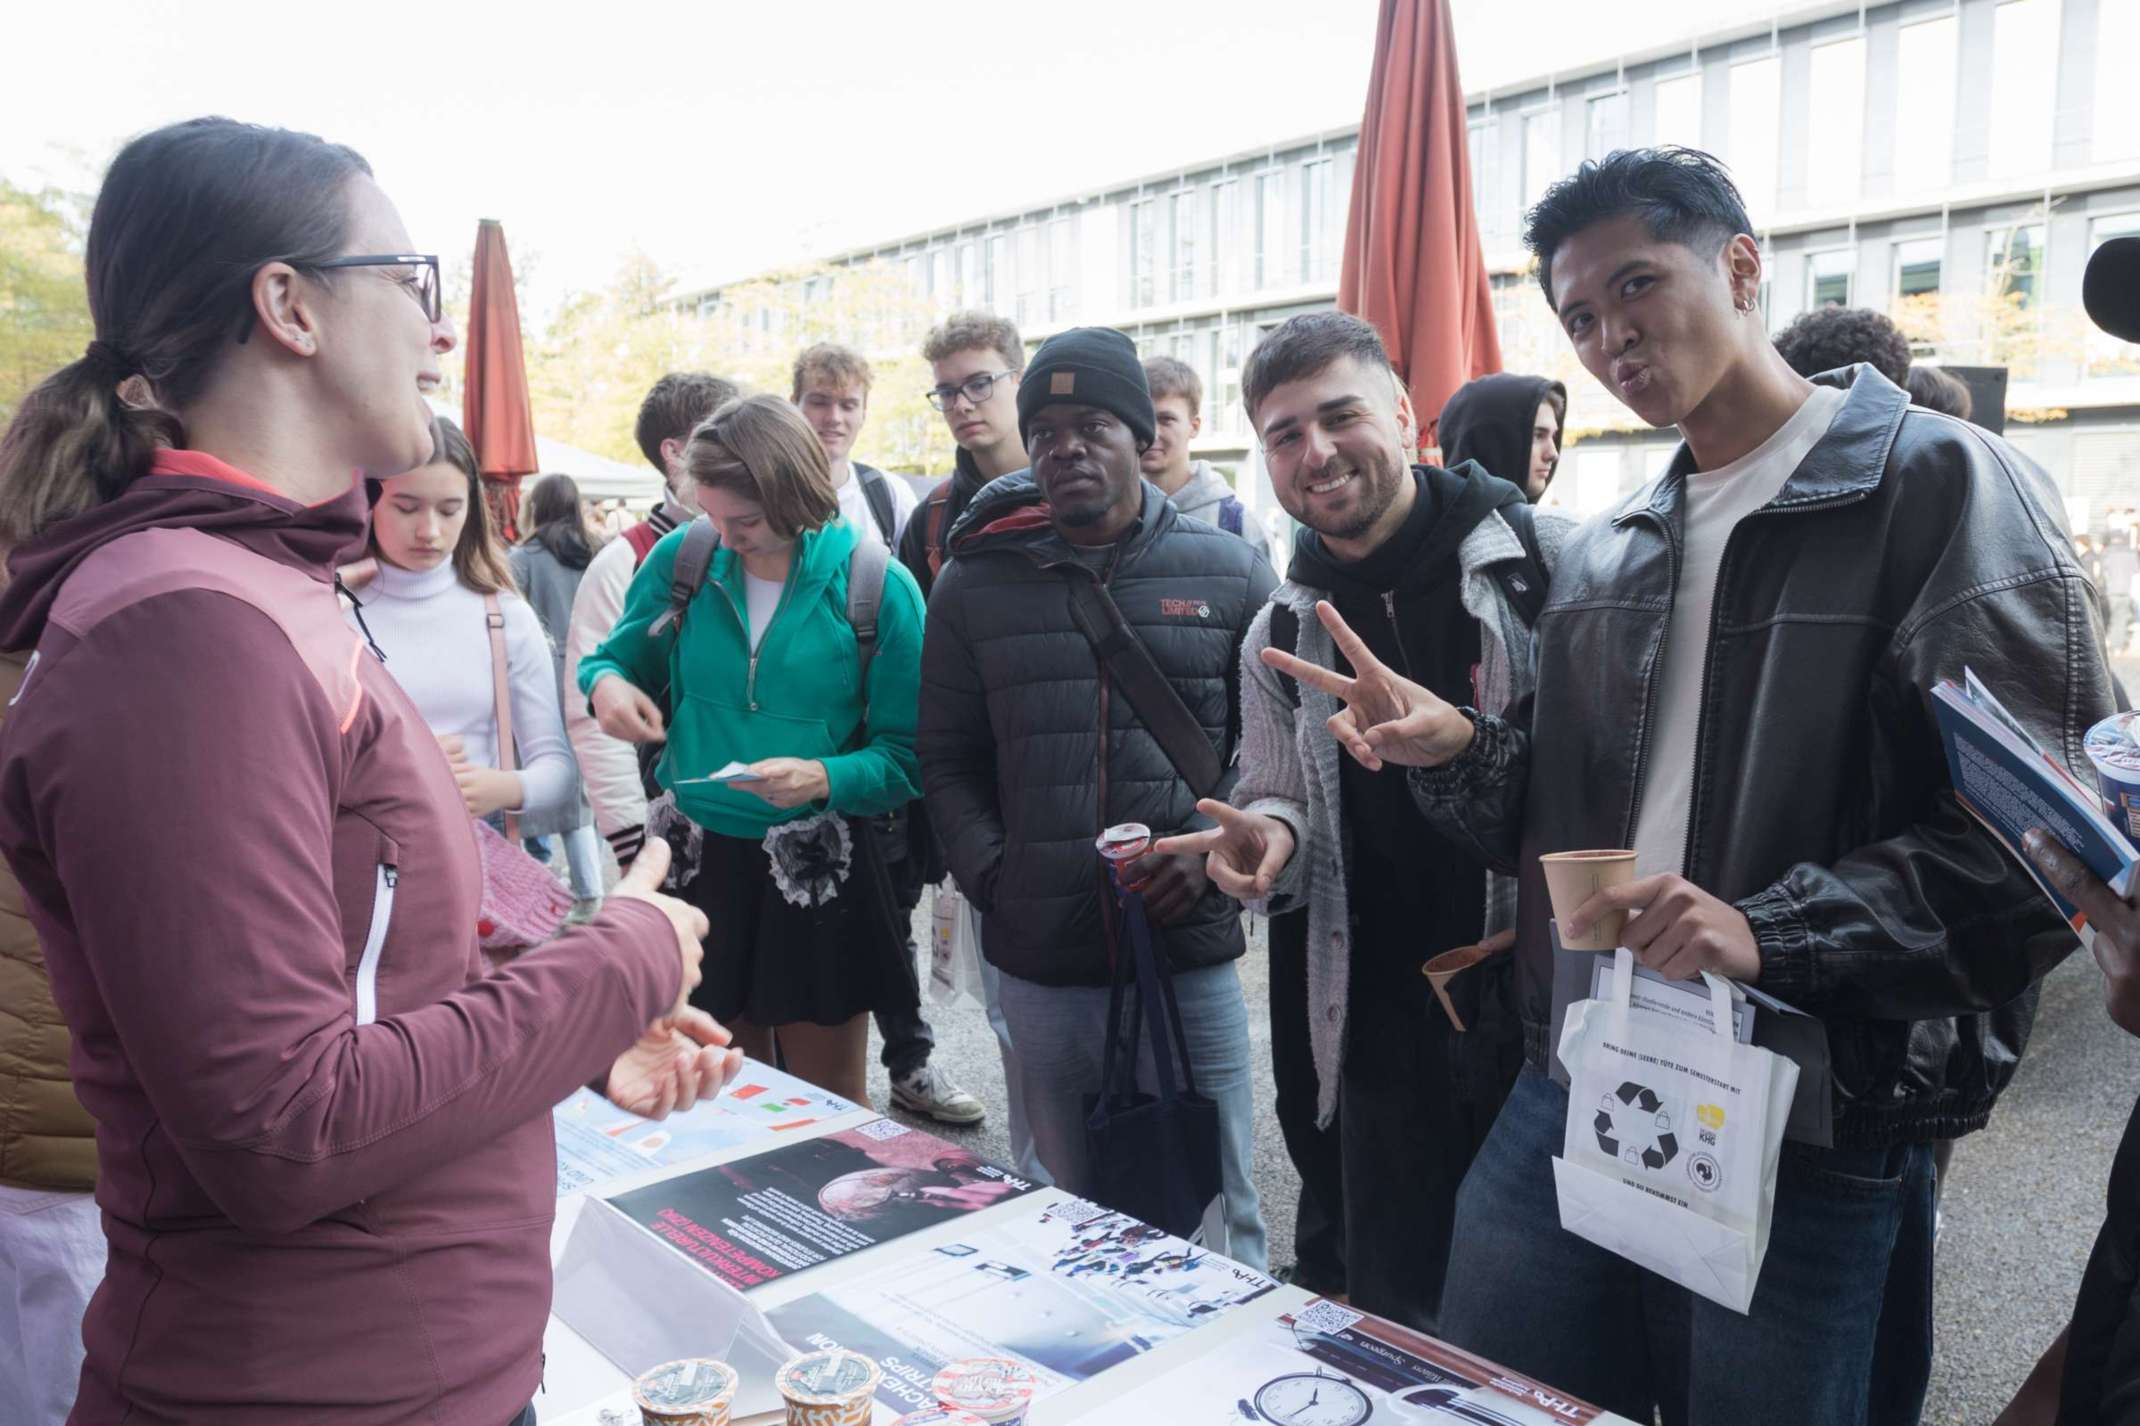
left=1772, top=304, right=1913, bottom=386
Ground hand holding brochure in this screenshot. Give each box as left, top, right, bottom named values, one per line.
left=675, top=760, right=762, bottom=785
left=1932, top=668, right=2137, bottom=935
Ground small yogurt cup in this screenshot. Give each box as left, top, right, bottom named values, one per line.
left=775, top=1349, right=880, bottom=1426
left=632, top=1357, right=738, bottom=1426
left=2087, top=711, right=2140, bottom=841
left=930, top=1357, right=1038, bottom=1425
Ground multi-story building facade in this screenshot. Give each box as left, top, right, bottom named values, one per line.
left=685, top=0, right=2140, bottom=523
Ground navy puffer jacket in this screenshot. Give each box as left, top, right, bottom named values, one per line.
left=919, top=474, right=1278, bottom=987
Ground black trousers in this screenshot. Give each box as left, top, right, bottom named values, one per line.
left=875, top=844, right=936, bottom=1077
left=1268, top=908, right=1347, bottom=1293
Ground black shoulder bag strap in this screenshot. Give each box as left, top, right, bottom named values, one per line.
left=855, top=463, right=899, bottom=546
left=1492, top=501, right=1550, bottom=629
left=1062, top=573, right=1224, bottom=800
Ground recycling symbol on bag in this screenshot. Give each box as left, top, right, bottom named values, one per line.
left=1594, top=1081, right=1680, bottom=1172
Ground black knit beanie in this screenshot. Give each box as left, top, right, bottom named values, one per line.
left=1016, top=327, right=1156, bottom=449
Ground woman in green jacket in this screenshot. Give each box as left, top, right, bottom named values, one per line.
left=581, top=395, right=924, bottom=1105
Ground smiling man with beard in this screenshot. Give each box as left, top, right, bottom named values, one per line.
left=1157, top=312, right=1569, bottom=1331
left=916, top=326, right=1276, bottom=1267
left=1263, top=148, right=2113, bottom=1425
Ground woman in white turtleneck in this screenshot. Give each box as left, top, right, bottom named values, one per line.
left=350, top=418, right=577, bottom=828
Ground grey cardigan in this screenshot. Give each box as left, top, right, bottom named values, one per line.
left=1234, top=506, right=1571, bottom=1127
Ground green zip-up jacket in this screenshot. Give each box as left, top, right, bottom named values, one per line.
left=576, top=517, right=924, bottom=839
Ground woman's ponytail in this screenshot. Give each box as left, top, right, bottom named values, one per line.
left=0, top=355, right=181, bottom=547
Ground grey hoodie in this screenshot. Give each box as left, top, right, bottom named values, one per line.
left=1162, top=460, right=1282, bottom=568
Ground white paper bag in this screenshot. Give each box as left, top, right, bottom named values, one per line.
left=928, top=879, right=984, bottom=1009
left=1553, top=948, right=1799, bottom=1314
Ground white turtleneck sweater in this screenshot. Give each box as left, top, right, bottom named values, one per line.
left=348, top=559, right=576, bottom=821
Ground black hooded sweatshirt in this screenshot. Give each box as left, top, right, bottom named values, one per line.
left=1286, top=463, right=1527, bottom=984
left=1434, top=373, right=1566, bottom=502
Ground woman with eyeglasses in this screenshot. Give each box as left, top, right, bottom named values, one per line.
left=580, top=394, right=927, bottom=1107
left=0, top=117, right=738, bottom=1425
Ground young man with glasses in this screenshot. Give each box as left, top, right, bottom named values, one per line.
left=898, top=312, right=1027, bottom=600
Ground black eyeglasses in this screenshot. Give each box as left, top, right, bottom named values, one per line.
left=926, top=369, right=1017, bottom=412
left=313, top=253, right=443, bottom=323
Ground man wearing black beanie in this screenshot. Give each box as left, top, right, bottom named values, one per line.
left=919, top=326, right=1277, bottom=1268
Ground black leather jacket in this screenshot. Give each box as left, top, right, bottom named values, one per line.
left=1412, top=366, right=2117, bottom=1149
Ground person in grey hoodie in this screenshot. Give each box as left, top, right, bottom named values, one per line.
left=1141, top=356, right=1282, bottom=566
left=1161, top=313, right=1569, bottom=1332
left=0, top=117, right=737, bottom=1426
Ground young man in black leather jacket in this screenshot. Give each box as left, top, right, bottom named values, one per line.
left=1266, top=148, right=2116, bottom=1425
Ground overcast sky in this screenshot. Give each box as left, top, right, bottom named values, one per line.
left=3, top=0, right=1802, bottom=322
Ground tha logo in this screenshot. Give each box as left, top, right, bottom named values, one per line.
left=1159, top=598, right=1212, bottom=619
left=1689, top=1152, right=1723, bottom=1193
left=1594, top=1081, right=1679, bottom=1172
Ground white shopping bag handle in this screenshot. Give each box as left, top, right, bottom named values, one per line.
left=1607, top=947, right=1737, bottom=1047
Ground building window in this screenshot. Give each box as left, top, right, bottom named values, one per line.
left=1806, top=38, right=1865, bottom=210
left=1986, top=224, right=2046, bottom=308
left=1468, top=120, right=1492, bottom=233
left=2099, top=1, right=2140, bottom=163
left=1211, top=179, right=1243, bottom=295
left=1586, top=91, right=1628, bottom=161
left=1653, top=70, right=1701, bottom=148
left=1893, top=236, right=1943, bottom=298
left=1128, top=199, right=1158, bottom=309
left=1172, top=189, right=1202, bottom=302
left=1048, top=217, right=1076, bottom=322
left=958, top=242, right=980, bottom=309
left=985, top=235, right=1007, bottom=310
left=1727, top=55, right=1781, bottom=225
left=1217, top=322, right=1247, bottom=435
left=1991, top=0, right=2060, bottom=179
left=1806, top=249, right=1854, bottom=309
left=1015, top=227, right=1042, bottom=327
left=1256, top=170, right=1286, bottom=288
left=1895, top=17, right=1957, bottom=193
left=930, top=248, right=953, bottom=306
left=1522, top=107, right=1560, bottom=212
left=1302, top=157, right=1342, bottom=284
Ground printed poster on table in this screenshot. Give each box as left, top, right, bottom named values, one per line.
left=604, top=1118, right=1034, bottom=1290
left=1063, top=1298, right=1610, bottom=1425
left=553, top=1061, right=855, bottom=1197
left=765, top=1194, right=1279, bottom=1419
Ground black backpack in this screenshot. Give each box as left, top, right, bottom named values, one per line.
left=1267, top=501, right=1548, bottom=707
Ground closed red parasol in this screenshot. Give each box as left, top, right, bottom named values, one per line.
left=1337, top=0, right=1502, bottom=455
left=461, top=219, right=538, bottom=539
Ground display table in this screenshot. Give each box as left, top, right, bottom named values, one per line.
left=534, top=1062, right=1631, bottom=1425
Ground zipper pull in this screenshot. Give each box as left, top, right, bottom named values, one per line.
left=383, top=866, right=399, bottom=890
left=1382, top=590, right=1398, bottom=620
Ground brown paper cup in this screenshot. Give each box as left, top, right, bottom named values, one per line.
left=1422, top=941, right=1505, bottom=1032
left=1539, top=850, right=1638, bottom=951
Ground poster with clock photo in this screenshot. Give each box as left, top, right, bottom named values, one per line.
left=1061, top=1298, right=1618, bottom=1425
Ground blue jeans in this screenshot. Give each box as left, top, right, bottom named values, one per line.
left=1439, top=1065, right=1935, bottom=1426
left=994, top=960, right=1268, bottom=1272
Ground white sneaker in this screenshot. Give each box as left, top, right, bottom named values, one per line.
left=891, top=1064, right=986, bottom=1126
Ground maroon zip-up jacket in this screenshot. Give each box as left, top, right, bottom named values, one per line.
left=0, top=451, right=681, bottom=1424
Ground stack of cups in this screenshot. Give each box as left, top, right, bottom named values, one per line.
left=890, top=1410, right=989, bottom=1426
left=632, top=1359, right=739, bottom=1426
left=775, top=1349, right=880, bottom=1426
left=929, top=1358, right=1038, bottom=1425
left=2087, top=711, right=2140, bottom=841
left=1539, top=849, right=1639, bottom=951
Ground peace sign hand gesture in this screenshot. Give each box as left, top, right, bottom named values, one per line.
left=1154, top=799, right=1298, bottom=900
left=1259, top=601, right=1477, bottom=771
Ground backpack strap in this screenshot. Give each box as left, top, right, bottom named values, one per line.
left=855, top=463, right=899, bottom=545
left=845, top=536, right=890, bottom=697
left=1218, top=496, right=1246, bottom=538
left=1267, top=601, right=1301, bottom=710
left=1491, top=501, right=1550, bottom=628
left=649, top=517, right=721, bottom=638
left=483, top=593, right=520, bottom=845
left=923, top=478, right=955, bottom=580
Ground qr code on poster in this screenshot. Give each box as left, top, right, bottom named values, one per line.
left=1296, top=1300, right=1364, bottom=1337
left=855, top=1118, right=911, bottom=1142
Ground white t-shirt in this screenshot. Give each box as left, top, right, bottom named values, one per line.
left=1630, top=384, right=1848, bottom=878
left=836, top=462, right=919, bottom=548
left=743, top=572, right=784, bottom=651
